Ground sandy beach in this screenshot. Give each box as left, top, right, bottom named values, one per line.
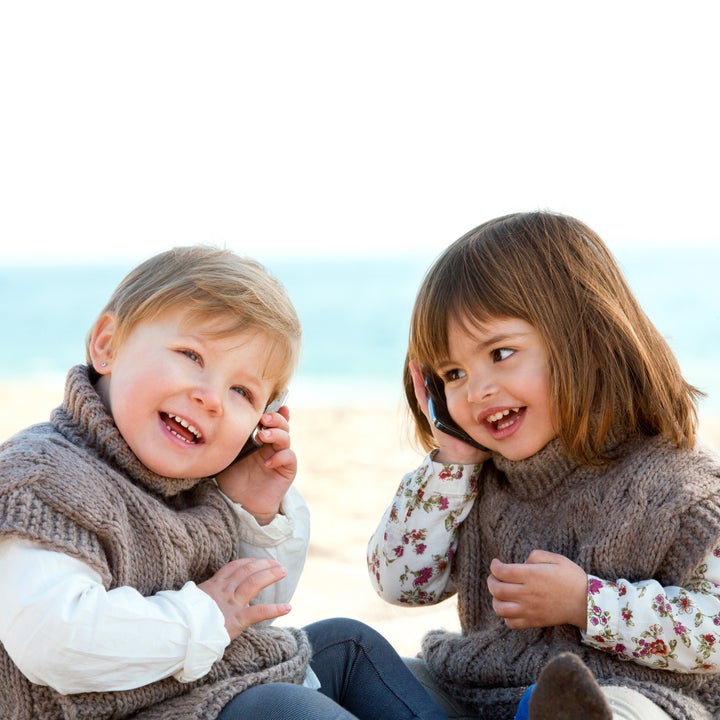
left=2, top=379, right=719, bottom=656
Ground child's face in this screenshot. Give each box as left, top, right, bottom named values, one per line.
left=439, top=317, right=557, bottom=461
left=92, top=308, right=280, bottom=479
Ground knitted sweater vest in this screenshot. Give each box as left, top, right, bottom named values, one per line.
left=0, top=366, right=310, bottom=720
left=421, top=433, right=720, bottom=720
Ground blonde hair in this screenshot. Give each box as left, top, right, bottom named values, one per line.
left=86, top=246, right=301, bottom=397
left=406, top=211, right=702, bottom=462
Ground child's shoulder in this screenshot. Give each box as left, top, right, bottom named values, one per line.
left=0, top=420, right=110, bottom=495
left=0, top=420, right=60, bottom=462
left=618, top=432, right=720, bottom=491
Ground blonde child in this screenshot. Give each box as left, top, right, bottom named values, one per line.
left=0, top=246, right=446, bottom=720
left=367, top=212, right=720, bottom=720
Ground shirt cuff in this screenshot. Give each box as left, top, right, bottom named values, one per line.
left=164, top=581, right=230, bottom=683
left=583, top=574, right=622, bottom=650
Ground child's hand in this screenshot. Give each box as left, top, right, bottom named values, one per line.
left=487, top=550, right=588, bottom=630
left=198, top=558, right=291, bottom=640
left=409, top=360, right=490, bottom=465
left=216, top=406, right=297, bottom=526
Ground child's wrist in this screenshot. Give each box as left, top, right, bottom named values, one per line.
left=247, top=507, right=282, bottom=526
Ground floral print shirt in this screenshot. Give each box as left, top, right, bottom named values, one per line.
left=367, top=453, right=720, bottom=673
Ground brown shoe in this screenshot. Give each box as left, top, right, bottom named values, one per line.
left=528, top=652, right=612, bottom=720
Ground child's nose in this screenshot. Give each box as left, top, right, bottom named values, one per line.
left=467, top=373, right=497, bottom=403
left=191, top=381, right=224, bottom=414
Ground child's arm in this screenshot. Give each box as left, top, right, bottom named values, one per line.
left=367, top=452, right=480, bottom=606
left=583, top=544, right=720, bottom=672
left=0, top=539, right=285, bottom=694
left=0, top=490, right=310, bottom=697
left=487, top=545, right=720, bottom=673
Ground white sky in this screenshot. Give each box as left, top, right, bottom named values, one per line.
left=1, top=1, right=718, bottom=266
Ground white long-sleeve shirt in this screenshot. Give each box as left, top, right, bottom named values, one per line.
left=367, top=453, right=720, bottom=673
left=0, top=484, right=311, bottom=695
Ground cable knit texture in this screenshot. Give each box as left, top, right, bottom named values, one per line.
left=0, top=365, right=310, bottom=720
left=421, top=432, right=720, bottom=720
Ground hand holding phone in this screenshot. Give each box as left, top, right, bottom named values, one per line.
left=235, top=389, right=289, bottom=462
left=424, top=374, right=489, bottom=451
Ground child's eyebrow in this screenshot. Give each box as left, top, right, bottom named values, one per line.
left=476, top=332, right=529, bottom=350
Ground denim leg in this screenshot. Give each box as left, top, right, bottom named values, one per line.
left=404, top=657, right=477, bottom=720
left=305, top=617, right=447, bottom=720
left=217, top=682, right=359, bottom=720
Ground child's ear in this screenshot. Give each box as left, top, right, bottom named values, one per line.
left=88, top=313, right=117, bottom=374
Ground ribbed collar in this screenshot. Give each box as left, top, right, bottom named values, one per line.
left=491, top=428, right=630, bottom=501
left=50, top=365, right=203, bottom=497
left=490, top=439, right=580, bottom=500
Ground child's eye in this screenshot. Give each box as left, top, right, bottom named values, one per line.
left=491, top=347, right=514, bottom=362
left=442, top=368, right=466, bottom=383
left=232, top=386, right=252, bottom=402
left=182, top=350, right=202, bottom=364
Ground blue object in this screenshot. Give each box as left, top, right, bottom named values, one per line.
left=514, top=684, right=535, bottom=720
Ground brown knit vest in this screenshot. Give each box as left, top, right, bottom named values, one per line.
left=422, top=434, right=720, bottom=720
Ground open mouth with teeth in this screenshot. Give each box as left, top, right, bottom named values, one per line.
left=485, top=407, right=523, bottom=431
left=161, top=413, right=203, bottom=444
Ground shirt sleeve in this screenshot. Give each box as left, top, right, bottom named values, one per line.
left=584, top=543, right=720, bottom=673
left=366, top=452, right=480, bottom=606
left=0, top=538, right=229, bottom=693
left=217, top=484, right=310, bottom=606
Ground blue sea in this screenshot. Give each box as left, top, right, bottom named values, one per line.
left=1, top=249, right=719, bottom=414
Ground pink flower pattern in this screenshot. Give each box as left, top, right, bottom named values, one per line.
left=586, top=565, right=720, bottom=671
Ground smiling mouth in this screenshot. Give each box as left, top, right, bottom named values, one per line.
left=486, top=407, right=523, bottom=431
left=161, top=413, right=203, bottom=443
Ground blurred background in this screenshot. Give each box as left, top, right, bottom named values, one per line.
left=1, top=1, right=719, bottom=654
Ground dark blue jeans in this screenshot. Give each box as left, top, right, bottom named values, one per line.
left=217, top=617, right=447, bottom=720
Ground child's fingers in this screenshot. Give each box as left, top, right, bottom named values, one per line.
left=238, top=602, right=292, bottom=627
left=262, top=448, right=297, bottom=475
left=227, top=561, right=288, bottom=604
left=259, top=411, right=290, bottom=433
left=487, top=567, right=522, bottom=601
left=525, top=548, right=563, bottom=564
left=205, top=558, right=285, bottom=599
left=488, top=557, right=527, bottom=584
left=212, top=557, right=278, bottom=581
left=256, top=427, right=290, bottom=450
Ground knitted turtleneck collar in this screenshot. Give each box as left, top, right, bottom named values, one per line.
left=50, top=365, right=204, bottom=497
left=490, top=439, right=580, bottom=500
left=490, top=428, right=631, bottom=501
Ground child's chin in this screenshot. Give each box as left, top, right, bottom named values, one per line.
left=500, top=446, right=542, bottom=462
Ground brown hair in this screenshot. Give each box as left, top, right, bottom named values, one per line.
left=86, top=246, right=301, bottom=398
left=406, top=211, right=702, bottom=462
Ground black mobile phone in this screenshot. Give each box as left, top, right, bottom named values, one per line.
left=424, top=374, right=489, bottom=451
left=234, top=389, right=289, bottom=462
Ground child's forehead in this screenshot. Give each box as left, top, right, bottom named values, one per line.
left=171, top=308, right=256, bottom=338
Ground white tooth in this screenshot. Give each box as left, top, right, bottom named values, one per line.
left=488, top=409, right=515, bottom=423
left=166, top=413, right=202, bottom=440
